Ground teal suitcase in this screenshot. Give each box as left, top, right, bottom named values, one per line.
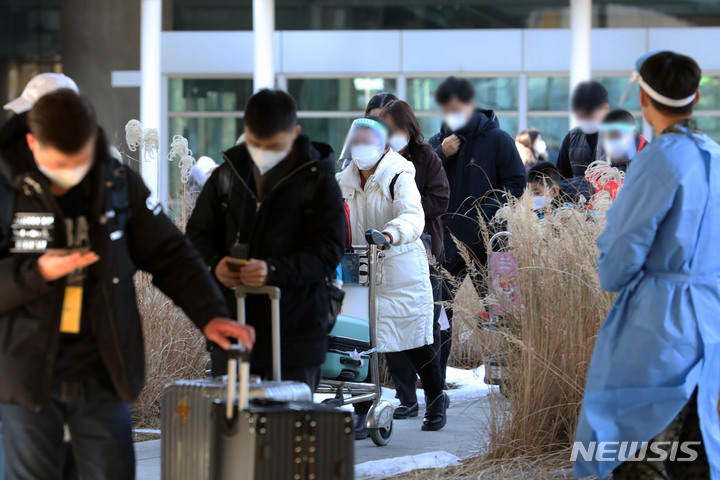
left=322, top=314, right=370, bottom=382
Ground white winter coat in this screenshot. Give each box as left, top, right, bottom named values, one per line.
left=336, top=152, right=434, bottom=352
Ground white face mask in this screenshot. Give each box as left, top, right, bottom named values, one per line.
left=444, top=112, right=469, bottom=132
left=578, top=119, right=601, bottom=135
left=351, top=144, right=383, bottom=171
left=247, top=144, right=290, bottom=175
left=388, top=133, right=409, bottom=153
left=603, top=133, right=636, bottom=163
left=37, top=162, right=92, bottom=189
left=532, top=195, right=550, bottom=211
left=534, top=139, right=547, bottom=155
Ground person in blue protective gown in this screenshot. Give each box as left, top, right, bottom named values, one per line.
left=574, top=51, right=720, bottom=480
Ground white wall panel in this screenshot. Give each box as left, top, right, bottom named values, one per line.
left=648, top=28, right=720, bottom=71
left=160, top=28, right=720, bottom=75
left=280, top=31, right=400, bottom=74
left=162, top=32, right=280, bottom=74
left=523, top=30, right=571, bottom=72
left=401, top=30, right=522, bottom=73
left=591, top=29, right=647, bottom=72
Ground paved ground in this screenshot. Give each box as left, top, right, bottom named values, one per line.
left=135, top=393, right=494, bottom=480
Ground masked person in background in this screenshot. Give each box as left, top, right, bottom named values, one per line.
left=574, top=51, right=720, bottom=480
left=428, top=76, right=526, bottom=382
left=378, top=99, right=450, bottom=419
left=187, top=89, right=347, bottom=391
left=556, top=80, right=610, bottom=179
left=0, top=90, right=253, bottom=480
left=190, top=155, right=219, bottom=190
left=365, top=92, right=398, bottom=117
left=337, top=116, right=449, bottom=436
left=515, top=128, right=547, bottom=170
left=598, top=109, right=647, bottom=172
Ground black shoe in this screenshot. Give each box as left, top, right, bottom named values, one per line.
left=393, top=402, right=419, bottom=419
left=354, top=413, right=370, bottom=440
left=422, top=393, right=450, bottom=431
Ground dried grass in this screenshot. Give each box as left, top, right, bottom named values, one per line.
left=131, top=272, right=207, bottom=429
left=423, top=192, right=614, bottom=477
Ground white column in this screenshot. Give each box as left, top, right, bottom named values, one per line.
left=517, top=73, right=528, bottom=131
left=140, top=0, right=162, bottom=197
left=569, top=0, right=592, bottom=126
left=253, top=0, right=275, bottom=91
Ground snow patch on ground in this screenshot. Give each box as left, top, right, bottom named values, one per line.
left=354, top=451, right=461, bottom=480
left=314, top=365, right=493, bottom=407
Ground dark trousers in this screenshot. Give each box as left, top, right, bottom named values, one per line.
left=0, top=378, right=134, bottom=480
left=212, top=348, right=322, bottom=393
left=613, top=389, right=709, bottom=479
left=251, top=365, right=322, bottom=393
left=385, top=272, right=443, bottom=405
left=356, top=344, right=444, bottom=414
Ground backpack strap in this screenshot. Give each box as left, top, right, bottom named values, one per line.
left=107, top=165, right=130, bottom=233
left=216, top=164, right=234, bottom=210
left=389, top=172, right=402, bottom=201
left=0, top=174, right=15, bottom=251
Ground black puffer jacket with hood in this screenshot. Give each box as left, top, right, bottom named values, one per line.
left=428, top=109, right=526, bottom=265
left=0, top=113, right=228, bottom=410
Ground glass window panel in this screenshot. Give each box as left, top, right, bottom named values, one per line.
left=526, top=116, right=570, bottom=164
left=497, top=115, right=519, bottom=139
left=594, top=75, right=641, bottom=111
left=172, top=1, right=720, bottom=31
left=288, top=78, right=396, bottom=112
left=528, top=77, right=570, bottom=111
left=169, top=79, right=254, bottom=112
left=697, top=76, right=720, bottom=111
left=407, top=77, right=518, bottom=112
left=696, top=116, right=720, bottom=144
left=167, top=117, right=243, bottom=207
left=297, top=117, right=357, bottom=159
left=417, top=117, right=443, bottom=143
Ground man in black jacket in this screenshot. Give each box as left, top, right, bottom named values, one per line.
left=187, top=89, right=347, bottom=391
left=556, top=80, right=610, bottom=179
left=428, top=76, right=526, bottom=381
left=0, top=90, right=253, bottom=479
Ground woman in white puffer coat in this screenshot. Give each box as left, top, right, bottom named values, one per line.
left=336, top=117, right=449, bottom=435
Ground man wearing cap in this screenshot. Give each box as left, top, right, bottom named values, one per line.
left=1, top=72, right=81, bottom=480
left=4, top=73, right=79, bottom=115
left=574, top=51, right=720, bottom=479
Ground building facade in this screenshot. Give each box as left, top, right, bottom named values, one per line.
left=2, top=1, right=720, bottom=206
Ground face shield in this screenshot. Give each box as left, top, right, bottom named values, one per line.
left=619, top=50, right=698, bottom=108
left=338, top=118, right=389, bottom=170
left=599, top=123, right=637, bottom=165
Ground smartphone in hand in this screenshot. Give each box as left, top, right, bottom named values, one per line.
left=227, top=243, right=249, bottom=272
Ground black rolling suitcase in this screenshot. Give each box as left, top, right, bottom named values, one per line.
left=211, top=287, right=355, bottom=480
left=213, top=346, right=354, bottom=480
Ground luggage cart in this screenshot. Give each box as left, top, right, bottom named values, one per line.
left=316, top=229, right=395, bottom=446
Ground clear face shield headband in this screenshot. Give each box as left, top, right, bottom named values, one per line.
left=599, top=123, right=637, bottom=164
left=618, top=50, right=698, bottom=108
left=338, top=118, right=389, bottom=170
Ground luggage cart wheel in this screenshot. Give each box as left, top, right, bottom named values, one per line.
left=369, top=421, right=393, bottom=446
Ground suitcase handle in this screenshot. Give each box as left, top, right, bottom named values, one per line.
left=226, top=345, right=251, bottom=420
left=234, top=286, right=282, bottom=382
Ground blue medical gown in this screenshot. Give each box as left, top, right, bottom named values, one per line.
left=574, top=127, right=720, bottom=479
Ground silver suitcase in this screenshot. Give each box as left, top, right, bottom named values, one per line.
left=161, top=286, right=312, bottom=480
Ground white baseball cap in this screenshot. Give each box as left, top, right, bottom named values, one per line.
left=3, top=73, right=79, bottom=114
left=191, top=156, right=219, bottom=186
